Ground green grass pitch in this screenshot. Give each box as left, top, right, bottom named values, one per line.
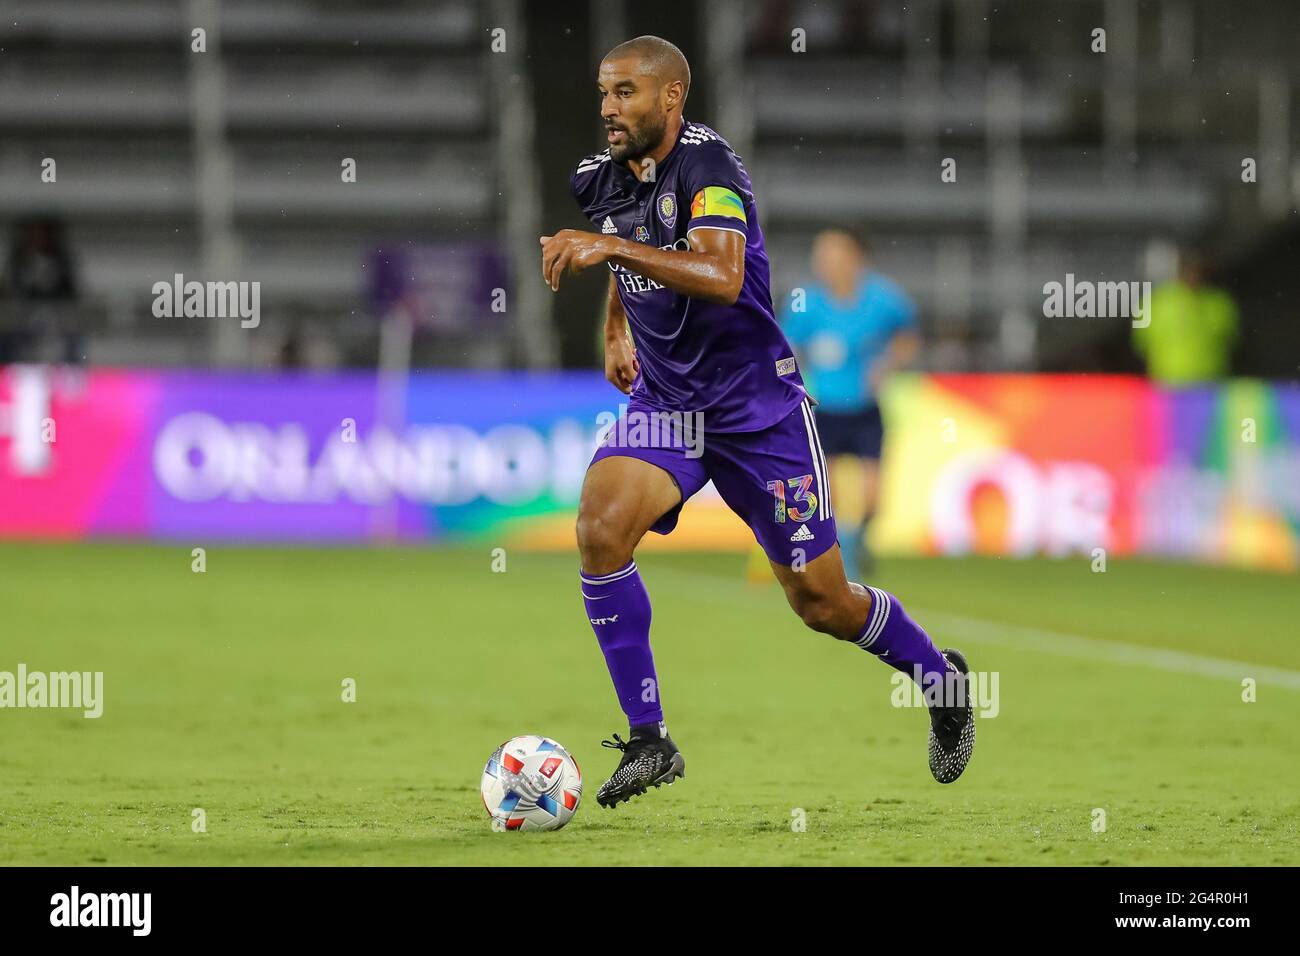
left=1, top=541, right=1297, bottom=866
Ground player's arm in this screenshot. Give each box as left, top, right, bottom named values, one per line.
left=882, top=328, right=920, bottom=370
left=607, top=228, right=744, bottom=305
left=604, top=273, right=639, bottom=394
left=539, top=228, right=744, bottom=305
left=869, top=325, right=921, bottom=393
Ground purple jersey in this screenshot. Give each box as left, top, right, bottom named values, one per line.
left=571, top=121, right=808, bottom=433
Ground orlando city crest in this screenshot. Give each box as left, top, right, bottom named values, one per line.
left=657, top=194, right=677, bottom=229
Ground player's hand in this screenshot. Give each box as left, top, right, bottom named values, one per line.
left=868, top=363, right=883, bottom=395
left=604, top=330, right=639, bottom=394
left=868, top=360, right=891, bottom=395
left=539, top=231, right=611, bottom=291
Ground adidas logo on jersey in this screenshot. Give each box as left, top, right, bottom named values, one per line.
left=789, top=524, right=815, bottom=542
left=601, top=216, right=617, bottom=234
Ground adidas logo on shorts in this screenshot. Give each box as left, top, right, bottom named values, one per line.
left=789, top=523, right=815, bottom=542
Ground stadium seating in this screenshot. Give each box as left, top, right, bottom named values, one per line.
left=741, top=0, right=1297, bottom=369
left=0, top=0, right=496, bottom=367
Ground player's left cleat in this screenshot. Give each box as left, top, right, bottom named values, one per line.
left=927, top=648, right=976, bottom=784
left=595, top=724, right=685, bottom=808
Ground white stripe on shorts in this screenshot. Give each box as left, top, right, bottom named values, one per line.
left=800, top=400, right=829, bottom=521
left=808, top=401, right=832, bottom=519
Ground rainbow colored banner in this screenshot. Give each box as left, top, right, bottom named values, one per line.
left=1, top=367, right=1297, bottom=570
left=0, top=366, right=617, bottom=543
left=874, top=375, right=1300, bottom=571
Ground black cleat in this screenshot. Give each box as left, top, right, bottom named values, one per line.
left=928, top=648, right=976, bottom=784
left=595, top=724, right=685, bottom=808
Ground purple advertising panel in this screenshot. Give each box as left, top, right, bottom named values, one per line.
left=2, top=366, right=1298, bottom=570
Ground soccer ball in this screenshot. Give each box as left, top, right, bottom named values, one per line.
left=480, top=735, right=582, bottom=831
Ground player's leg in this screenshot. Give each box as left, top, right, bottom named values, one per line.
left=577, top=454, right=681, bottom=575
left=578, top=445, right=705, bottom=807
left=839, top=454, right=880, bottom=576
left=709, top=398, right=975, bottom=782
left=577, top=455, right=680, bottom=732
left=830, top=453, right=863, bottom=580
left=854, top=403, right=886, bottom=574
left=811, top=410, right=861, bottom=580
left=770, top=545, right=975, bottom=783
left=826, top=406, right=882, bottom=580
left=768, top=545, right=945, bottom=683
left=859, top=457, right=881, bottom=528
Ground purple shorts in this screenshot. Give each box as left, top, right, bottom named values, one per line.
left=590, top=396, right=838, bottom=566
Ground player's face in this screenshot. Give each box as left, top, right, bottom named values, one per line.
left=812, top=232, right=863, bottom=288
left=597, top=58, right=669, bottom=163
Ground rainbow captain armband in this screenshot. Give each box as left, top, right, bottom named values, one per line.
left=688, top=186, right=747, bottom=225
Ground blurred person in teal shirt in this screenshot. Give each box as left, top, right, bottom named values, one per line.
left=781, top=227, right=919, bottom=579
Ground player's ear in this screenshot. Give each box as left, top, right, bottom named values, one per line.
left=664, top=79, right=684, bottom=112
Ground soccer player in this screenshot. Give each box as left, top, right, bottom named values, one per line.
left=539, top=36, right=975, bottom=807
left=781, top=227, right=920, bottom=581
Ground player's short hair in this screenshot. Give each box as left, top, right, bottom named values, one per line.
left=603, top=35, right=691, bottom=101
left=820, top=224, right=872, bottom=257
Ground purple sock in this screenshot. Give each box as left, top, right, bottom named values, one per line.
left=853, top=585, right=949, bottom=692
left=581, top=560, right=663, bottom=727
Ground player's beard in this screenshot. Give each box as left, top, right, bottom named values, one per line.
left=609, top=111, right=667, bottom=163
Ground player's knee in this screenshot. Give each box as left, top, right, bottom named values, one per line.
left=575, top=510, right=633, bottom=573
left=789, top=589, right=840, bottom=636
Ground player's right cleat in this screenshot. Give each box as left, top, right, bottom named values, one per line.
left=595, top=724, right=685, bottom=808
left=927, top=648, right=976, bottom=784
